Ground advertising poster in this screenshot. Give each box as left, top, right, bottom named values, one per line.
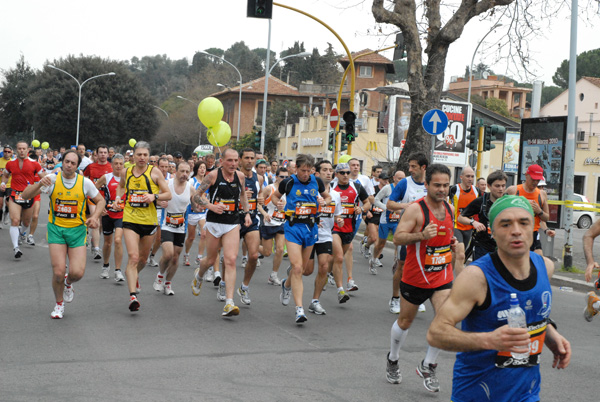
left=502, top=131, right=520, bottom=174
left=389, top=96, right=470, bottom=166
left=519, top=116, right=567, bottom=228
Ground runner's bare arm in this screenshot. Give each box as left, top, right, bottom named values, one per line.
left=238, top=171, right=250, bottom=212
left=153, top=167, right=171, bottom=202
left=192, top=172, right=216, bottom=206
left=583, top=220, right=600, bottom=281
left=115, top=168, right=127, bottom=199
left=21, top=175, right=51, bottom=200
left=393, top=203, right=432, bottom=245
left=95, top=175, right=107, bottom=189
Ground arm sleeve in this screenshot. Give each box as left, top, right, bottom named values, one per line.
left=83, top=178, right=100, bottom=199
left=374, top=185, right=391, bottom=210
left=332, top=191, right=342, bottom=215
left=315, top=176, right=325, bottom=193
left=460, top=197, right=482, bottom=218
left=278, top=177, right=292, bottom=196
left=389, top=179, right=407, bottom=202
left=363, top=177, right=375, bottom=196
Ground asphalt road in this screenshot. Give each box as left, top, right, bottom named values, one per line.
left=0, top=195, right=598, bottom=401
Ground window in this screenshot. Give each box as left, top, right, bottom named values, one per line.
left=513, top=93, right=521, bottom=105
left=577, top=131, right=586, bottom=142
left=358, top=66, right=373, bottom=78
left=574, top=175, right=585, bottom=195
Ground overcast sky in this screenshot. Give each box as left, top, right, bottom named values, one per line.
left=1, top=0, right=598, bottom=88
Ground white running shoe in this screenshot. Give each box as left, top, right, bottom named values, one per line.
left=375, top=258, right=383, bottom=268
left=14, top=247, right=22, bottom=259
left=191, top=268, right=202, bottom=296
left=147, top=255, right=159, bottom=267
left=256, top=258, right=261, bottom=267
left=92, top=247, right=102, bottom=260
left=213, top=270, right=222, bottom=286
left=50, top=303, right=64, bottom=319
left=153, top=275, right=164, bottom=292
left=183, top=254, right=190, bottom=266
left=369, top=259, right=377, bottom=275
left=267, top=272, right=281, bottom=286
left=308, top=300, right=326, bottom=315
left=100, top=266, right=110, bottom=279
left=26, top=234, right=35, bottom=246
left=241, top=256, right=248, bottom=268
left=418, top=304, right=427, bottom=313
left=347, top=279, right=359, bottom=292
left=237, top=286, right=251, bottom=305
left=280, top=280, right=291, bottom=306
left=114, top=270, right=125, bottom=282
left=205, top=266, right=215, bottom=282
left=164, top=283, right=174, bottom=296
left=295, top=306, right=307, bottom=324
left=217, top=281, right=226, bottom=301
left=389, top=298, right=400, bottom=314
left=327, top=272, right=336, bottom=286
left=63, top=284, right=74, bottom=303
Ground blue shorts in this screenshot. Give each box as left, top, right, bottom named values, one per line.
left=378, top=222, right=398, bottom=240
left=352, top=215, right=362, bottom=238
left=284, top=221, right=318, bottom=248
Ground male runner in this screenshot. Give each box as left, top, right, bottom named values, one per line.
left=83, top=145, right=113, bottom=260
left=448, top=166, right=478, bottom=276
left=386, top=164, right=455, bottom=393
left=304, top=160, right=343, bottom=315
left=476, top=177, right=487, bottom=194
left=331, top=163, right=371, bottom=294
left=148, top=157, right=170, bottom=267
left=386, top=152, right=428, bottom=313
left=153, top=162, right=198, bottom=296
left=94, top=154, right=125, bottom=281
left=428, top=195, right=571, bottom=401
left=0, top=145, right=13, bottom=226
left=22, top=150, right=105, bottom=319
left=183, top=161, right=207, bottom=267
left=505, top=164, right=549, bottom=255
left=370, top=164, right=383, bottom=187
left=582, top=218, right=600, bottom=322
left=1, top=140, right=46, bottom=258
left=115, top=141, right=172, bottom=312
left=77, top=144, right=93, bottom=172
left=190, top=149, right=251, bottom=317
left=271, top=154, right=330, bottom=324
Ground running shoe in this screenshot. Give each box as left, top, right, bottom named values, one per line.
left=295, top=306, right=307, bottom=324
left=2, top=213, right=9, bottom=226
left=222, top=303, right=240, bottom=317
left=369, top=259, right=377, bottom=275
left=147, top=255, right=159, bottom=267
left=195, top=256, right=201, bottom=266
left=256, top=258, right=261, bottom=267
left=418, top=304, right=426, bottom=313
left=50, top=304, right=64, bottom=319
left=14, top=247, right=22, bottom=259
left=237, top=286, right=251, bottom=305
left=26, top=234, right=35, bottom=246
left=205, top=266, right=215, bottom=283
left=183, top=254, right=190, bottom=266
left=389, top=298, right=400, bottom=314
left=416, top=360, right=440, bottom=392
left=584, top=291, right=600, bottom=322
left=280, top=280, right=291, bottom=306
left=268, top=271, right=281, bottom=286
left=136, top=280, right=141, bottom=294
left=308, top=300, right=326, bottom=315
left=63, top=283, right=74, bottom=303
left=153, top=275, right=164, bottom=292
left=347, top=279, right=359, bottom=292
left=337, top=290, right=350, bottom=303
left=92, top=247, right=102, bottom=260
left=129, top=295, right=140, bottom=311
left=191, top=268, right=203, bottom=296
left=241, top=256, right=248, bottom=268
left=217, top=281, right=226, bottom=301
left=213, top=270, right=222, bottom=287
left=114, top=270, right=125, bottom=282
left=386, top=353, right=402, bottom=384
left=327, top=272, right=336, bottom=286
left=19, top=233, right=25, bottom=245
left=164, top=283, right=174, bottom=296
left=375, top=258, right=383, bottom=267
left=100, top=266, right=110, bottom=279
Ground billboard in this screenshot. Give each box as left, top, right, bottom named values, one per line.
left=519, top=116, right=567, bottom=228
left=388, top=96, right=471, bottom=166
left=502, top=131, right=520, bottom=174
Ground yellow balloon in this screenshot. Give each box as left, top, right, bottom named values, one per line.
left=41, top=142, right=49, bottom=149
left=209, top=121, right=232, bottom=147
left=32, top=140, right=40, bottom=148
left=129, top=138, right=137, bottom=147
left=338, top=154, right=352, bottom=163
left=197, top=97, right=224, bottom=128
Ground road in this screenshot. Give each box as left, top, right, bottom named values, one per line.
left=0, top=195, right=597, bottom=401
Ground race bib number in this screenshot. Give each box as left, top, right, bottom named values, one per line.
left=424, top=245, right=452, bottom=272
left=166, top=212, right=185, bottom=228
left=128, top=191, right=149, bottom=208
left=216, top=199, right=236, bottom=214
left=13, top=191, right=27, bottom=204
left=54, top=199, right=78, bottom=219
left=340, top=203, right=355, bottom=219
left=294, top=203, right=317, bottom=219
left=272, top=210, right=286, bottom=223
left=372, top=206, right=384, bottom=213
left=240, top=199, right=257, bottom=211
left=319, top=203, right=335, bottom=218
left=495, top=320, right=547, bottom=368
left=388, top=211, right=401, bottom=223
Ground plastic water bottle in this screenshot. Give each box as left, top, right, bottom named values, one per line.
left=507, top=293, right=530, bottom=360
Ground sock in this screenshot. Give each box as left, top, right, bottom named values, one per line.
left=157, top=273, right=164, bottom=279
left=311, top=299, right=318, bottom=304
left=130, top=292, right=136, bottom=297
left=423, top=346, right=441, bottom=367
left=103, top=263, right=109, bottom=268
left=390, top=321, right=408, bottom=361
left=10, top=226, right=19, bottom=248
left=183, top=252, right=188, bottom=257
left=195, top=270, right=203, bottom=282
left=56, top=301, right=63, bottom=306
left=337, top=287, right=344, bottom=292
left=165, top=281, right=171, bottom=285
left=150, top=253, right=155, bottom=258
left=241, top=284, right=249, bottom=291
left=225, top=298, right=234, bottom=305
left=115, top=269, right=121, bottom=272
left=392, top=296, right=400, bottom=300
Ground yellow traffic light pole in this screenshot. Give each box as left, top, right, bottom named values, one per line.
left=274, top=2, right=356, bottom=164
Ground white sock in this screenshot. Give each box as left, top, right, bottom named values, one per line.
left=423, top=346, right=441, bottom=366
left=225, top=298, right=234, bottom=305
left=389, top=321, right=408, bottom=361
left=337, top=287, right=344, bottom=292
left=22, top=225, right=29, bottom=235
left=195, top=271, right=202, bottom=282
left=10, top=226, right=19, bottom=248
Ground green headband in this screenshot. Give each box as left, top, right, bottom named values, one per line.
left=488, top=195, right=534, bottom=230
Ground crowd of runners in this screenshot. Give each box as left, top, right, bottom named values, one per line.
left=2, top=139, right=592, bottom=400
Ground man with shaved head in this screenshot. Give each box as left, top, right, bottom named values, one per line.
left=448, top=166, right=478, bottom=276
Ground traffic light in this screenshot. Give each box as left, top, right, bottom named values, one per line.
left=466, top=123, right=479, bottom=151
left=247, top=0, right=273, bottom=19
left=483, top=124, right=505, bottom=151
left=393, top=32, right=407, bottom=60
left=343, top=111, right=356, bottom=142
left=341, top=135, right=348, bottom=152
left=254, top=131, right=261, bottom=149
left=328, top=131, right=335, bottom=151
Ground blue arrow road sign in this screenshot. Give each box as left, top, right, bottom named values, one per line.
left=422, top=109, right=449, bottom=136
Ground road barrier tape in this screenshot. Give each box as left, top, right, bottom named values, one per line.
left=547, top=199, right=600, bottom=213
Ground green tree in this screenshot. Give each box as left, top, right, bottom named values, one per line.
left=553, top=48, right=600, bottom=89
left=485, top=98, right=510, bottom=117
left=264, top=100, right=303, bottom=158
left=127, top=54, right=189, bottom=102
left=27, top=55, right=159, bottom=149
left=0, top=55, right=36, bottom=143
left=387, top=60, right=408, bottom=82
left=541, top=85, right=564, bottom=107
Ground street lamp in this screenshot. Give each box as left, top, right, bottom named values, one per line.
left=47, top=65, right=116, bottom=146
left=177, top=96, right=203, bottom=146
left=197, top=51, right=243, bottom=141
left=260, top=51, right=311, bottom=153
left=467, top=23, right=502, bottom=104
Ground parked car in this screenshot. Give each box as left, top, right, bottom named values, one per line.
left=572, top=193, right=598, bottom=229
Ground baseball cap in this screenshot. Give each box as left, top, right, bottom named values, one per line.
left=336, top=163, right=350, bottom=172
left=526, top=164, right=544, bottom=180
left=173, top=151, right=183, bottom=158
left=379, top=172, right=391, bottom=181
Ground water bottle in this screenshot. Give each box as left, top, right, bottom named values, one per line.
left=507, top=293, right=530, bottom=360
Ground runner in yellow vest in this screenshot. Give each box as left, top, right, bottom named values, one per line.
left=114, top=141, right=171, bottom=312
left=22, top=150, right=105, bottom=319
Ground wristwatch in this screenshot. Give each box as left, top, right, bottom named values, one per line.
left=470, top=218, right=475, bottom=225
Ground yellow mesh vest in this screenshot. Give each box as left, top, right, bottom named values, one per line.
left=123, top=166, right=159, bottom=225
left=49, top=172, right=86, bottom=228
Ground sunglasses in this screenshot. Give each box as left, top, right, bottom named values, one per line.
left=338, top=171, right=350, bottom=175
left=278, top=175, right=288, bottom=179
left=4, top=150, right=12, bottom=153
